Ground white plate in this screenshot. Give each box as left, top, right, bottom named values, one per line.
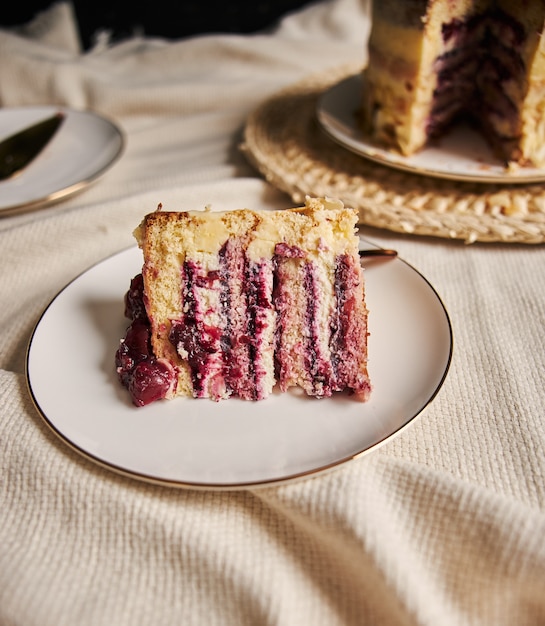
left=317, top=74, right=545, bottom=184
left=26, top=241, right=452, bottom=489
left=0, top=106, right=124, bottom=215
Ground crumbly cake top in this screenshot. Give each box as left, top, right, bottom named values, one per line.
left=134, top=196, right=359, bottom=262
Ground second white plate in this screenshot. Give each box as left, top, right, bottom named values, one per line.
left=317, top=74, right=545, bottom=184
left=27, top=240, right=452, bottom=489
left=0, top=106, right=124, bottom=215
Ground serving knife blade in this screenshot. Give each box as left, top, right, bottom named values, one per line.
left=359, top=248, right=398, bottom=258
left=0, top=112, right=65, bottom=181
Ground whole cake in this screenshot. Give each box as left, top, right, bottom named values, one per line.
left=361, top=0, right=545, bottom=166
left=115, top=197, right=371, bottom=406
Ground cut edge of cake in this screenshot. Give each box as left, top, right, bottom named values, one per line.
left=361, top=0, right=545, bottom=167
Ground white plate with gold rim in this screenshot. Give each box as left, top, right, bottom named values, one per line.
left=26, top=239, right=452, bottom=489
left=0, top=106, right=124, bottom=216
left=317, top=74, right=545, bottom=184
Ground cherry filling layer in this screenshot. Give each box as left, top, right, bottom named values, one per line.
left=169, top=260, right=222, bottom=398
left=301, top=262, right=334, bottom=397
left=117, top=247, right=368, bottom=404
left=244, top=261, right=274, bottom=400
left=115, top=274, right=176, bottom=407
left=273, top=250, right=368, bottom=398
left=168, top=242, right=274, bottom=401
left=332, top=254, right=371, bottom=397
left=429, top=9, right=528, bottom=151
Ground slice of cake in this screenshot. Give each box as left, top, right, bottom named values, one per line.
left=115, top=197, right=371, bottom=406
left=361, top=0, right=545, bottom=166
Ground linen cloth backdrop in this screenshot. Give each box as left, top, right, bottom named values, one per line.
left=1, top=1, right=545, bottom=625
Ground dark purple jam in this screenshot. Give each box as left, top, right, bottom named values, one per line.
left=217, top=241, right=239, bottom=394
left=244, top=260, right=272, bottom=400
left=124, top=273, right=147, bottom=321
left=168, top=260, right=219, bottom=398
left=168, top=249, right=274, bottom=401
left=429, top=8, right=528, bottom=154
left=274, top=242, right=306, bottom=259
left=330, top=255, right=370, bottom=395
left=302, top=262, right=334, bottom=397
left=272, top=253, right=335, bottom=397
left=330, top=254, right=357, bottom=388
left=116, top=274, right=175, bottom=407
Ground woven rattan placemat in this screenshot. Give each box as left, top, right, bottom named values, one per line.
left=242, top=64, right=545, bottom=244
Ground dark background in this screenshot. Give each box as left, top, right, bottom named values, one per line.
left=2, top=0, right=318, bottom=50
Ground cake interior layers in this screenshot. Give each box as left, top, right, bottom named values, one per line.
left=362, top=0, right=545, bottom=165
left=115, top=198, right=371, bottom=406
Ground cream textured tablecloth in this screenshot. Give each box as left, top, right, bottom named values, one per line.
left=1, top=2, right=545, bottom=625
